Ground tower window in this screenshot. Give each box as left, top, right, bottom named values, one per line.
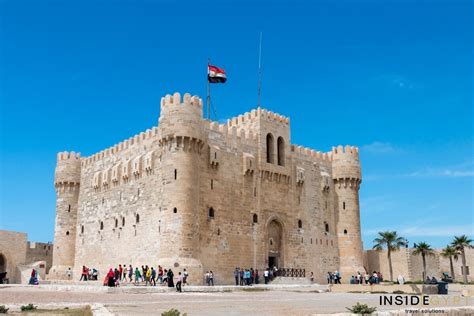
left=211, top=179, right=213, bottom=190
left=208, top=207, right=215, bottom=218
left=81, top=225, right=84, bottom=234
left=115, top=218, right=118, bottom=228
left=344, top=229, right=348, bottom=235
left=253, top=214, right=258, bottom=224
left=67, top=205, right=71, bottom=212
left=174, top=169, right=177, bottom=180
left=100, top=221, right=104, bottom=230
left=343, top=202, right=346, bottom=210
left=325, top=222, right=329, bottom=233
left=136, top=214, right=140, bottom=224
left=66, top=231, right=70, bottom=236
left=277, top=136, right=285, bottom=166
left=266, top=133, right=274, bottom=163
left=173, top=207, right=177, bottom=214
left=122, top=217, right=125, bottom=226
left=298, top=219, right=302, bottom=229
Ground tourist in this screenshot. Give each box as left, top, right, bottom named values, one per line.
left=310, top=272, right=314, bottom=283
left=141, top=265, right=146, bottom=282
left=134, top=267, right=141, bottom=285
left=118, top=264, right=123, bottom=281
left=350, top=276, right=356, bottom=284
left=176, top=272, right=183, bottom=292
left=145, top=266, right=152, bottom=286
left=239, top=268, right=244, bottom=286
left=107, top=268, right=115, bottom=287
left=151, top=267, right=156, bottom=286
left=264, top=268, right=269, bottom=284
left=158, top=266, right=164, bottom=284
left=334, top=270, right=341, bottom=284
left=397, top=274, right=405, bottom=285
left=205, top=271, right=210, bottom=285
left=364, top=273, right=370, bottom=284
left=327, top=272, right=332, bottom=284
left=92, top=268, right=98, bottom=280
left=167, top=269, right=174, bottom=287
left=183, top=268, right=188, bottom=286
left=356, top=272, right=362, bottom=284
left=246, top=269, right=251, bottom=286
left=209, top=270, right=214, bottom=286
left=80, top=266, right=88, bottom=281
left=250, top=268, right=255, bottom=285
left=255, top=269, right=260, bottom=284
left=128, top=265, right=133, bottom=282
left=234, top=267, right=239, bottom=285
left=28, top=268, right=36, bottom=285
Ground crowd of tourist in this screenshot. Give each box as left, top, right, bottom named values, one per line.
left=232, top=266, right=282, bottom=285
left=348, top=271, right=384, bottom=284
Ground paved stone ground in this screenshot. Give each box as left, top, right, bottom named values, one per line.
left=0, top=285, right=472, bottom=315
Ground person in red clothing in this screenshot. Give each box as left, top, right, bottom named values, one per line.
left=118, top=264, right=123, bottom=281
left=80, top=266, right=88, bottom=281
left=107, top=268, right=115, bottom=287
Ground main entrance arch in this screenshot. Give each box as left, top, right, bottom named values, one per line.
left=267, top=219, right=283, bottom=268
left=0, top=254, right=5, bottom=273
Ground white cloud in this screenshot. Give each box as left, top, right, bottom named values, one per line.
left=364, top=224, right=474, bottom=237
left=361, top=142, right=399, bottom=154
left=406, top=161, right=474, bottom=178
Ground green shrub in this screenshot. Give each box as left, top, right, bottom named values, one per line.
left=346, top=302, right=377, bottom=314
left=20, top=304, right=37, bottom=312
left=0, top=305, right=9, bottom=314
left=161, top=308, right=187, bottom=316
left=393, top=290, right=405, bottom=294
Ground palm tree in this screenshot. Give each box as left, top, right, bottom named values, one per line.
left=451, top=235, right=473, bottom=284
left=440, top=245, right=459, bottom=280
left=373, top=231, right=407, bottom=282
left=412, top=242, right=435, bottom=282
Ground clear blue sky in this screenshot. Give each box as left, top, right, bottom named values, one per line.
left=0, top=0, right=472, bottom=249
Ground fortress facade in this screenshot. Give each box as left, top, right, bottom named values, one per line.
left=49, top=92, right=364, bottom=284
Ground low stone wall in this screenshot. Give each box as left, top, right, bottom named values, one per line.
left=329, top=284, right=438, bottom=294
left=447, top=284, right=474, bottom=296
left=327, top=306, right=474, bottom=316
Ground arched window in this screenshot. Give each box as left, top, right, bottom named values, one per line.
left=208, top=207, right=215, bottom=218
left=173, top=207, right=177, bottom=214
left=298, top=219, right=303, bottom=229
left=100, top=221, right=104, bottom=230
left=277, top=136, right=285, bottom=166
left=344, top=229, right=348, bottom=235
left=266, top=133, right=274, bottom=163
left=253, top=214, right=258, bottom=224
left=136, top=214, right=140, bottom=224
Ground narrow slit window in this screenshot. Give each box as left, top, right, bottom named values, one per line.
left=136, top=214, right=140, bottom=224
left=173, top=207, right=177, bottom=214
left=253, top=214, right=258, bottom=224
left=298, top=219, right=302, bottom=229
left=208, top=207, right=215, bottom=218
left=343, top=202, right=346, bottom=210
left=174, top=169, right=177, bottom=180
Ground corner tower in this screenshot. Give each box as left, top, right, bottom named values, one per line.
left=49, top=151, right=81, bottom=279
left=157, top=92, right=204, bottom=284
left=332, top=145, right=364, bottom=278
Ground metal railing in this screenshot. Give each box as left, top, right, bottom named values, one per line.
left=276, top=268, right=305, bottom=278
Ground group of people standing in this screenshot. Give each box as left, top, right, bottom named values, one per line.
left=233, top=266, right=281, bottom=285
left=98, top=264, right=188, bottom=292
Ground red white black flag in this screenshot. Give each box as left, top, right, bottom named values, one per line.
left=208, top=64, right=227, bottom=83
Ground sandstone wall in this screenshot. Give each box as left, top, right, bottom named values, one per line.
left=0, top=230, right=27, bottom=283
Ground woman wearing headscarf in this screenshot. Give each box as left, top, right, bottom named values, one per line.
left=107, top=268, right=115, bottom=287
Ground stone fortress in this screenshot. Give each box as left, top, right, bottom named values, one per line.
left=49, top=91, right=366, bottom=285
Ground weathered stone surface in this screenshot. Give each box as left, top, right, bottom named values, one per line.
left=50, top=92, right=365, bottom=284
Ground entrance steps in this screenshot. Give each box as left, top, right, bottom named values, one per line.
left=270, top=277, right=312, bottom=285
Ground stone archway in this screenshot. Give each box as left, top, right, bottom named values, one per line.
left=267, top=219, right=283, bottom=268
left=0, top=254, right=6, bottom=273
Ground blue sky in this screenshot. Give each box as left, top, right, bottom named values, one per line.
left=0, top=0, right=472, bottom=249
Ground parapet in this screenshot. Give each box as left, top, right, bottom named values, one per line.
left=55, top=151, right=81, bottom=186
left=159, top=92, right=203, bottom=121
left=225, top=108, right=290, bottom=128
left=331, top=145, right=361, bottom=181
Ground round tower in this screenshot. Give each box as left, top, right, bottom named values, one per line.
left=157, top=92, right=204, bottom=284
left=332, top=145, right=365, bottom=280
left=49, top=151, right=81, bottom=279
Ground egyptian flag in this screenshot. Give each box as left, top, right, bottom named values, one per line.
left=208, top=64, right=227, bottom=83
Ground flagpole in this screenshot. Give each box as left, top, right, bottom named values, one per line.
left=207, top=58, right=211, bottom=120
left=257, top=32, right=263, bottom=108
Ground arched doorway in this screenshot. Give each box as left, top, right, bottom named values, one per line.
left=267, top=219, right=283, bottom=268
left=0, top=254, right=6, bottom=273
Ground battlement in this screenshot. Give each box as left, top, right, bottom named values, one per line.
left=160, top=92, right=203, bottom=110
left=291, top=145, right=332, bottom=162
left=331, top=145, right=359, bottom=160
left=225, top=108, right=290, bottom=128
left=82, top=126, right=159, bottom=166
left=57, top=151, right=81, bottom=161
